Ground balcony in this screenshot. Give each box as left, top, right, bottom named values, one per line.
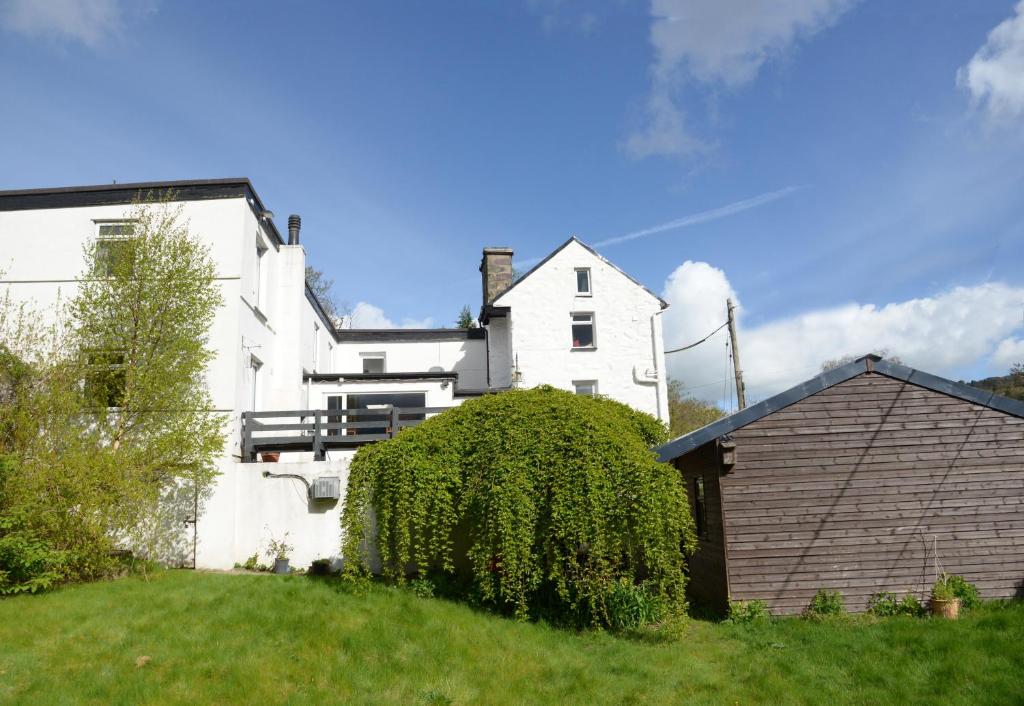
left=241, top=405, right=450, bottom=462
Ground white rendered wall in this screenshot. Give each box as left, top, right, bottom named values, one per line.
left=492, top=240, right=668, bottom=420
left=196, top=455, right=353, bottom=570
left=330, top=339, right=487, bottom=390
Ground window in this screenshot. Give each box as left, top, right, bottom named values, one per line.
left=94, top=222, right=135, bottom=277
left=347, top=392, right=426, bottom=436
left=570, top=313, right=595, bottom=349
left=312, top=323, right=320, bottom=372
left=575, top=268, right=591, bottom=295
left=361, top=353, right=385, bottom=374
left=248, top=355, right=263, bottom=411
left=85, top=350, right=126, bottom=408
left=573, top=380, right=598, bottom=397
left=693, top=476, right=707, bottom=540
left=254, top=238, right=268, bottom=309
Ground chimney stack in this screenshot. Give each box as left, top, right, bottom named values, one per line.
left=287, top=214, right=301, bottom=245
left=480, top=247, right=514, bottom=305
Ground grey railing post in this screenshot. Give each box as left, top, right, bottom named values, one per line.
left=242, top=412, right=255, bottom=463
left=313, top=409, right=325, bottom=461
left=390, top=406, right=400, bottom=438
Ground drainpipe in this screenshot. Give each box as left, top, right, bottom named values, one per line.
left=651, top=309, right=668, bottom=423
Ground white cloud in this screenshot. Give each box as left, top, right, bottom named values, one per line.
left=958, top=1, right=1024, bottom=120
left=348, top=302, right=434, bottom=330
left=0, top=0, right=147, bottom=47
left=993, top=337, right=1024, bottom=369
left=627, top=0, right=858, bottom=158
left=661, top=261, right=1024, bottom=405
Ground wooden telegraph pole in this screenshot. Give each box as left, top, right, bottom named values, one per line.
left=727, top=298, right=746, bottom=410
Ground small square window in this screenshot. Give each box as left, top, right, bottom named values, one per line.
left=573, top=380, right=598, bottom=397
left=571, top=313, right=595, bottom=348
left=575, top=268, right=591, bottom=295
left=361, top=355, right=385, bottom=374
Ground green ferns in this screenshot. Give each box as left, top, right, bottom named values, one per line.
left=341, top=386, right=695, bottom=626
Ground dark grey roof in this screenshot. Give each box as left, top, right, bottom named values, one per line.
left=655, top=355, right=1024, bottom=463
left=334, top=328, right=485, bottom=342
left=493, top=236, right=669, bottom=310
left=0, top=178, right=286, bottom=245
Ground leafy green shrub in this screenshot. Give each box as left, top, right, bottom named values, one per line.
left=867, top=591, right=924, bottom=617
left=410, top=577, right=436, bottom=599
left=0, top=514, right=65, bottom=596
left=931, top=578, right=955, bottom=602
left=941, top=574, right=981, bottom=610
left=604, top=578, right=666, bottom=631
left=804, top=590, right=845, bottom=619
left=727, top=599, right=770, bottom=623
left=340, top=386, right=692, bottom=627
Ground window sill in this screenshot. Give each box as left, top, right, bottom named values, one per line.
left=575, top=292, right=592, bottom=297
left=570, top=346, right=597, bottom=352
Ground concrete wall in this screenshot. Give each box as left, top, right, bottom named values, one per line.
left=492, top=240, right=668, bottom=420
left=196, top=456, right=353, bottom=570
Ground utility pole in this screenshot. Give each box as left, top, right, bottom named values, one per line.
left=727, top=298, right=746, bottom=410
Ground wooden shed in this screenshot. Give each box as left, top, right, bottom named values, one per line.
left=656, top=355, right=1024, bottom=614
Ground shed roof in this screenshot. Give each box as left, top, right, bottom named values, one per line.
left=655, top=355, right=1024, bottom=463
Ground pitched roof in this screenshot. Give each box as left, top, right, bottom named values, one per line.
left=655, top=355, right=1024, bottom=463
left=493, top=236, right=668, bottom=309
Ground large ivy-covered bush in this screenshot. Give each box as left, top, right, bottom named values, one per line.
left=341, top=386, right=696, bottom=626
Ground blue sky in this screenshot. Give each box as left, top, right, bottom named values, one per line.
left=2, top=0, right=1023, bottom=403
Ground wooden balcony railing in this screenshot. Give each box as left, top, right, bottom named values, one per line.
left=241, top=406, right=450, bottom=462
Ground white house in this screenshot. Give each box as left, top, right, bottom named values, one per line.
left=0, top=178, right=669, bottom=570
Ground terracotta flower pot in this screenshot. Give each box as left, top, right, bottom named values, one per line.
left=260, top=452, right=280, bottom=463
left=931, top=597, right=960, bottom=619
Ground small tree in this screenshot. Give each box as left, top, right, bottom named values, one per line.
left=305, top=265, right=346, bottom=325
left=455, top=305, right=475, bottom=329
left=821, top=348, right=903, bottom=372
left=667, top=379, right=725, bottom=438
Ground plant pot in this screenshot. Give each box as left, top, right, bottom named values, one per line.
left=931, top=597, right=960, bottom=619
left=260, top=452, right=280, bottom=463
left=273, top=557, right=290, bottom=575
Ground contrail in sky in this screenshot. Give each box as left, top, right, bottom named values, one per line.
left=512, top=185, right=802, bottom=269
left=593, top=185, right=803, bottom=248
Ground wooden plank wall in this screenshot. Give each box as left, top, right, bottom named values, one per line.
left=675, top=444, right=730, bottom=613
left=721, top=372, right=1024, bottom=614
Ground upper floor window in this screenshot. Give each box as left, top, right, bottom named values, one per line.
left=361, top=353, right=385, bottom=374
left=84, top=349, right=126, bottom=408
left=571, top=312, right=595, bottom=349
left=575, top=268, right=591, bottom=295
left=94, top=222, right=135, bottom=277
left=254, top=237, right=268, bottom=309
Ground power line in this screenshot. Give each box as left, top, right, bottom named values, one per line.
left=664, top=321, right=728, bottom=355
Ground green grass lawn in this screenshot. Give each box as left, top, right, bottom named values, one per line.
left=1, top=571, right=1022, bottom=705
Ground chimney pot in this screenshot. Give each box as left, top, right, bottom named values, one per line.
left=288, top=214, right=301, bottom=245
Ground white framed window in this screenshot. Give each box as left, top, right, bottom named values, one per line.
left=571, top=312, right=595, bottom=349
left=575, top=268, right=591, bottom=295
left=94, top=221, right=135, bottom=277
left=254, top=236, right=268, bottom=310
left=248, top=354, right=263, bottom=411
left=573, top=380, right=598, bottom=397
left=312, top=323, right=320, bottom=372
left=360, top=353, right=386, bottom=374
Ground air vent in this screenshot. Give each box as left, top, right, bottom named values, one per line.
left=310, top=476, right=341, bottom=501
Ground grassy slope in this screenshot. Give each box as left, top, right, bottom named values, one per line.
left=0, top=572, right=1022, bottom=705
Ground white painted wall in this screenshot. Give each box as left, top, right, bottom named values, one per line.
left=492, top=239, right=669, bottom=420
left=331, top=338, right=487, bottom=390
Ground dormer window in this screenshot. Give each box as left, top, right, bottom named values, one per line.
left=575, top=268, right=591, bottom=295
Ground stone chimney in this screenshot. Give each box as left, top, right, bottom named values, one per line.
left=480, top=247, right=514, bottom=305
left=288, top=214, right=301, bottom=245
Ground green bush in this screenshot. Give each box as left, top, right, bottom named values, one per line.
left=804, top=590, right=845, bottom=619
left=934, top=574, right=981, bottom=610
left=340, top=386, right=692, bottom=628
left=727, top=599, right=770, bottom=623
left=867, top=591, right=925, bottom=617
left=0, top=514, right=65, bottom=596
left=604, top=578, right=666, bottom=631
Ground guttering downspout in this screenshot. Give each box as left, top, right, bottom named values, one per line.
left=651, top=309, right=668, bottom=423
